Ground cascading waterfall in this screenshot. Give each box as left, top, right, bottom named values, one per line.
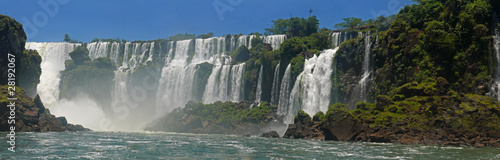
left=25, top=42, right=81, bottom=107
left=277, top=64, right=292, bottom=116
left=270, top=64, right=280, bottom=105
left=349, top=32, right=372, bottom=109
left=87, top=42, right=110, bottom=60
left=26, top=34, right=286, bottom=130
left=491, top=14, right=500, bottom=100
left=255, top=65, right=264, bottom=103
left=331, top=32, right=341, bottom=48
left=263, top=35, right=287, bottom=50
left=285, top=48, right=339, bottom=124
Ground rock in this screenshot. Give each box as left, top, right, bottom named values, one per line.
left=0, top=89, right=90, bottom=132
left=283, top=123, right=325, bottom=140
left=202, top=120, right=209, bottom=128
left=319, top=109, right=361, bottom=141
left=58, top=117, right=68, bottom=126
left=260, top=131, right=280, bottom=138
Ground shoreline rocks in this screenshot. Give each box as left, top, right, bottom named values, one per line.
left=0, top=87, right=90, bottom=132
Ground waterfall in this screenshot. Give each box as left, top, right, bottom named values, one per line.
left=193, top=37, right=226, bottom=65
left=157, top=65, right=199, bottom=115
left=331, top=32, right=341, bottom=48
left=270, top=64, right=280, bottom=105
left=202, top=63, right=245, bottom=104
left=255, top=65, right=264, bottom=103
left=277, top=64, right=292, bottom=117
left=263, top=35, right=287, bottom=50
left=25, top=34, right=286, bottom=129
left=491, top=14, right=500, bottom=100
left=284, top=48, right=339, bottom=124
left=87, top=42, right=110, bottom=60
left=109, top=42, right=121, bottom=66
left=349, top=32, right=372, bottom=109
left=25, top=42, right=81, bottom=107
left=229, top=63, right=245, bottom=101
left=248, top=35, right=256, bottom=49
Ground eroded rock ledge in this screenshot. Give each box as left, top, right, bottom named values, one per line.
left=0, top=87, right=90, bottom=132
left=282, top=93, right=500, bottom=148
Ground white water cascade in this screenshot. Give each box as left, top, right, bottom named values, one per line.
left=349, top=32, right=373, bottom=109
left=25, top=34, right=286, bottom=130
left=25, top=42, right=81, bottom=107
left=284, top=48, right=338, bottom=124
left=270, top=64, right=280, bottom=105
left=255, top=65, right=264, bottom=104
left=491, top=16, right=500, bottom=100
left=277, top=64, right=292, bottom=117
left=263, top=35, right=287, bottom=50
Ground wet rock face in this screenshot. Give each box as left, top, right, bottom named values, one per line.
left=260, top=131, right=280, bottom=138
left=0, top=88, right=90, bottom=132
left=283, top=111, right=325, bottom=140
left=319, top=109, right=361, bottom=141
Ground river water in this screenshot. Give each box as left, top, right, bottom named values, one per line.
left=1, top=132, right=499, bottom=159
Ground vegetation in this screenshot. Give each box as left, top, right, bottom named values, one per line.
left=265, top=16, right=319, bottom=38
left=63, top=34, right=81, bottom=43
left=196, top=32, right=214, bottom=39
left=60, top=46, right=115, bottom=107
left=153, top=101, right=278, bottom=133
left=0, top=14, right=41, bottom=97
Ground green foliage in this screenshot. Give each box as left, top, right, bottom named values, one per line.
left=0, top=14, right=27, bottom=86
left=265, top=16, right=319, bottom=38
left=168, top=33, right=196, bottom=41
left=294, top=110, right=312, bottom=124
left=63, top=33, right=80, bottom=43
left=18, top=50, right=42, bottom=97
left=164, top=101, right=277, bottom=131
left=69, top=46, right=91, bottom=65
left=91, top=57, right=115, bottom=69
left=313, top=111, right=325, bottom=122
left=290, top=55, right=305, bottom=80
left=196, top=32, right=214, bottom=39
left=91, top=38, right=99, bottom=42
left=232, top=45, right=250, bottom=64
left=371, top=0, right=493, bottom=95
left=334, top=17, right=363, bottom=30
left=60, top=46, right=116, bottom=107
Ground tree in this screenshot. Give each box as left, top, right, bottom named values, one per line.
left=91, top=38, right=99, bottom=42
left=168, top=33, right=196, bottom=41
left=64, top=34, right=71, bottom=42
left=69, top=46, right=90, bottom=65
left=333, top=17, right=363, bottom=31
left=196, top=32, right=214, bottom=39
left=231, top=45, right=250, bottom=64
left=264, top=16, right=319, bottom=37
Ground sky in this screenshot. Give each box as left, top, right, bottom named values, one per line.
left=0, top=0, right=416, bottom=42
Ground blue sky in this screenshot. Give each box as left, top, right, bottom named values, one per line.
left=0, top=0, right=415, bottom=42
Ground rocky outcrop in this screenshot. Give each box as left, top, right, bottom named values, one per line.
left=145, top=101, right=278, bottom=136
left=283, top=92, right=500, bottom=147
left=260, top=131, right=280, bottom=138
left=0, top=86, right=90, bottom=132
left=283, top=110, right=325, bottom=140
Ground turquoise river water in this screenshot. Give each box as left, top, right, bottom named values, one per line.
left=1, top=132, right=500, bottom=159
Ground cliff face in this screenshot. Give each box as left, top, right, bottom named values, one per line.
left=0, top=86, right=90, bottom=132
left=283, top=89, right=500, bottom=147
left=283, top=0, right=500, bottom=147
left=0, top=14, right=41, bottom=97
